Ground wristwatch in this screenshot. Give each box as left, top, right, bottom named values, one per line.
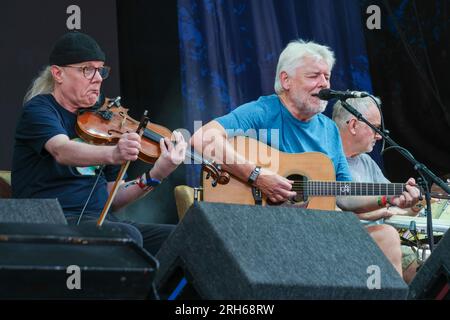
left=247, top=166, right=261, bottom=185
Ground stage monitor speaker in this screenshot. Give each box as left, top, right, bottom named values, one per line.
left=408, top=229, right=450, bottom=300
left=0, top=199, right=67, bottom=224
left=155, top=202, right=408, bottom=299
left=0, top=223, right=158, bottom=299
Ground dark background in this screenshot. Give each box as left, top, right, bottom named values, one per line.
left=0, top=0, right=184, bottom=224
left=1, top=0, right=449, bottom=224
left=115, top=0, right=185, bottom=223
left=363, top=0, right=450, bottom=183
left=0, top=0, right=121, bottom=169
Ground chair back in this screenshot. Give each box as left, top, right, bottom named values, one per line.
left=0, top=171, right=11, bottom=198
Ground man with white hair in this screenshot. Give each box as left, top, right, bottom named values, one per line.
left=192, top=39, right=420, bottom=275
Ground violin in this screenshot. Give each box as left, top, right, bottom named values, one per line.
left=76, top=96, right=229, bottom=186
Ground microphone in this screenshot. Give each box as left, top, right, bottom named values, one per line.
left=312, top=88, right=370, bottom=100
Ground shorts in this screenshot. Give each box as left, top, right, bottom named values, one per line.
left=401, top=245, right=417, bottom=271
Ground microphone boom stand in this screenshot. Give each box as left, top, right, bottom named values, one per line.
left=339, top=98, right=450, bottom=251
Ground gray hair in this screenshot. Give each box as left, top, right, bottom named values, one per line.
left=274, top=39, right=336, bottom=94
left=332, top=96, right=381, bottom=129
left=23, top=66, right=54, bottom=104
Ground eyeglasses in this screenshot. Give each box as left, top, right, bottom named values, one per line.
left=62, top=65, right=111, bottom=80
left=346, top=119, right=382, bottom=134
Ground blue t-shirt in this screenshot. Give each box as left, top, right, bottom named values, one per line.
left=215, top=94, right=352, bottom=181
left=12, top=94, right=120, bottom=216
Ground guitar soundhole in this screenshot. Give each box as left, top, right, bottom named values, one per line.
left=266, top=174, right=308, bottom=206
left=287, top=174, right=307, bottom=203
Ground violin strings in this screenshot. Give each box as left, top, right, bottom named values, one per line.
left=143, top=128, right=205, bottom=163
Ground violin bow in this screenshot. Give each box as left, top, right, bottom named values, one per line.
left=97, top=110, right=149, bottom=227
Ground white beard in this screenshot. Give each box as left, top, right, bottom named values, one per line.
left=294, top=96, right=327, bottom=118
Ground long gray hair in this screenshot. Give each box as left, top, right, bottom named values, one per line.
left=23, top=66, right=54, bottom=104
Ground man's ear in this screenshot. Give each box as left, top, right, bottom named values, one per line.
left=50, top=65, right=63, bottom=84
left=279, top=71, right=290, bottom=90
left=348, top=118, right=357, bottom=135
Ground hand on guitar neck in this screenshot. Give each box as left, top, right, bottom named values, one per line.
left=337, top=177, right=420, bottom=213
left=386, top=178, right=420, bottom=209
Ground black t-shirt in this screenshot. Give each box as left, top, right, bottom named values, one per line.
left=12, top=94, right=120, bottom=216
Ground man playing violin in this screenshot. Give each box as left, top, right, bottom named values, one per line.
left=191, top=39, right=420, bottom=276
left=12, top=31, right=187, bottom=256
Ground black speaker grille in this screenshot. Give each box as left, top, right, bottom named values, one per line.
left=156, top=202, right=408, bottom=299
left=0, top=199, right=66, bottom=224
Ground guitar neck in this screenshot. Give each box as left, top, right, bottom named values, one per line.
left=303, top=181, right=406, bottom=196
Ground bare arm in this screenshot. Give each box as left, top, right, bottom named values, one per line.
left=192, top=120, right=254, bottom=181
left=356, top=207, right=395, bottom=220
left=191, top=120, right=296, bottom=203
left=386, top=206, right=421, bottom=216
left=350, top=205, right=418, bottom=222
left=335, top=204, right=395, bottom=220
left=45, top=133, right=140, bottom=166
left=107, top=170, right=158, bottom=212
left=111, top=132, right=187, bottom=212
left=337, top=196, right=384, bottom=213
left=337, top=178, right=420, bottom=213
left=44, top=132, right=144, bottom=212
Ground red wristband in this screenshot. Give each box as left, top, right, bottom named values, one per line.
left=378, top=195, right=388, bottom=207
left=137, top=174, right=152, bottom=191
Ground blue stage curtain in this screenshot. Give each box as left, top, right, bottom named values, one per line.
left=178, top=0, right=377, bottom=186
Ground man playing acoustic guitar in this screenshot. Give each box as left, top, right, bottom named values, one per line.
left=192, top=39, right=420, bottom=276
left=332, top=97, right=425, bottom=283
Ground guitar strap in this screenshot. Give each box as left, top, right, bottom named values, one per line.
left=252, top=187, right=262, bottom=205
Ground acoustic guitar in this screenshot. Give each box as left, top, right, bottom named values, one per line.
left=202, top=136, right=409, bottom=211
